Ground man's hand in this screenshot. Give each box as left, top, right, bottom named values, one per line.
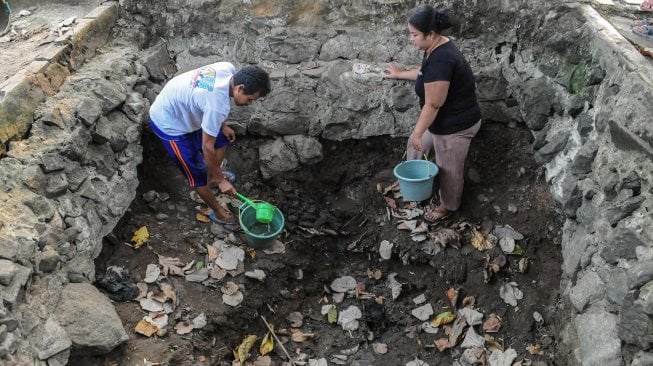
left=221, top=124, right=236, bottom=143
left=218, top=179, right=237, bottom=196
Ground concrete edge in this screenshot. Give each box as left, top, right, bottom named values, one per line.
left=0, top=1, right=120, bottom=154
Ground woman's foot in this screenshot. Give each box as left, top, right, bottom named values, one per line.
left=423, top=205, right=451, bottom=223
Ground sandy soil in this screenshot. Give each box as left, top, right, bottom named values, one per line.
left=79, top=120, right=564, bottom=366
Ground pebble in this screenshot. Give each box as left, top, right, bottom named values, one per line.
left=477, top=194, right=490, bottom=203
left=155, top=213, right=168, bottom=220
left=142, top=190, right=157, bottom=203
left=508, top=204, right=518, bottom=214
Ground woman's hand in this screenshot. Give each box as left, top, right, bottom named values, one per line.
left=221, top=124, right=236, bottom=143
left=410, top=131, right=424, bottom=152
left=385, top=63, right=402, bottom=79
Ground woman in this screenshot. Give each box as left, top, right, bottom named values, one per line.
left=386, top=5, right=481, bottom=222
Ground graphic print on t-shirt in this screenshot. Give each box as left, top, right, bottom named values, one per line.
left=191, top=66, right=216, bottom=92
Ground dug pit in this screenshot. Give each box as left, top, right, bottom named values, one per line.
left=82, top=121, right=563, bottom=365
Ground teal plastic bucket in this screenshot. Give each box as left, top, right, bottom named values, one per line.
left=239, top=203, right=285, bottom=249
left=393, top=160, right=439, bottom=201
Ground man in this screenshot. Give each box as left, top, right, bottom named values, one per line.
left=149, top=62, right=271, bottom=231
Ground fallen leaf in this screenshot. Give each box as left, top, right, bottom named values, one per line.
left=131, top=226, right=149, bottom=248
left=207, top=244, right=219, bottom=262
left=372, top=343, right=388, bottom=354
left=483, top=314, right=502, bottom=333
left=195, top=261, right=205, bottom=270
left=471, top=227, right=494, bottom=251
left=221, top=282, right=239, bottom=295
left=253, top=356, right=272, bottom=366
left=223, top=291, right=244, bottom=307
left=158, top=255, right=185, bottom=276
left=290, top=328, right=315, bottom=342
left=429, top=228, right=461, bottom=248
left=159, top=280, right=177, bottom=306
left=484, top=334, right=504, bottom=352
left=196, top=213, right=211, bottom=223
left=174, top=321, right=193, bottom=335
left=259, top=332, right=274, bottom=356
left=412, top=304, right=434, bottom=321
left=447, top=288, right=459, bottom=309
left=511, top=244, right=524, bottom=256
left=460, top=326, right=485, bottom=349
left=448, top=315, right=467, bottom=347
left=434, top=338, right=451, bottom=352
left=384, top=196, right=397, bottom=209
left=519, top=257, right=529, bottom=273
left=488, top=348, right=517, bottom=366
left=386, top=273, right=402, bottom=300
left=526, top=344, right=541, bottom=355
left=234, top=335, right=258, bottom=364
left=499, top=282, right=523, bottom=307
left=327, top=306, right=338, bottom=323
left=332, top=292, right=345, bottom=303
left=432, top=311, right=456, bottom=327
left=210, top=267, right=227, bottom=280
left=136, top=282, right=148, bottom=300
left=135, top=319, right=158, bottom=337
left=397, top=220, right=417, bottom=231
left=366, top=268, right=382, bottom=280
left=287, top=312, right=303, bottom=328
left=462, top=296, right=475, bottom=308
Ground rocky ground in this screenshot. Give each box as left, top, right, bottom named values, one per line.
left=74, top=120, right=564, bottom=366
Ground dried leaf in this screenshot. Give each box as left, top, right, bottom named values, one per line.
left=483, top=314, right=502, bottom=333
left=332, top=292, right=345, bottom=303
left=511, top=244, right=524, bottom=256
left=221, top=282, right=239, bottom=295
left=207, top=244, right=219, bottom=262
left=519, top=257, right=529, bottom=273
left=373, top=343, right=388, bottom=354
left=471, top=227, right=494, bottom=251
left=384, top=196, right=397, bottom=209
left=448, top=315, right=467, bottom=347
left=447, top=288, right=459, bottom=309
left=259, top=332, right=274, bottom=356
left=484, top=334, right=504, bottom=352
left=196, top=213, right=211, bottom=223
left=210, top=267, right=227, bottom=280
left=253, top=356, right=272, bottom=366
left=233, top=335, right=258, bottom=363
left=131, top=226, right=149, bottom=248
left=159, top=281, right=177, bottom=305
left=327, top=306, right=338, bottom=323
left=526, top=344, right=542, bottom=355
left=135, top=319, right=158, bottom=337
left=290, top=328, right=314, bottom=342
left=367, top=268, right=382, bottom=280
left=432, top=311, right=456, bottom=327
left=434, top=338, right=452, bottom=352
left=462, top=296, right=475, bottom=308
left=429, top=228, right=461, bottom=248
left=397, top=220, right=417, bottom=231
left=174, top=321, right=193, bottom=335
left=158, top=255, right=185, bottom=276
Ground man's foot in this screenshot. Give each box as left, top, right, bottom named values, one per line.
left=423, top=205, right=451, bottom=223
left=208, top=211, right=242, bottom=232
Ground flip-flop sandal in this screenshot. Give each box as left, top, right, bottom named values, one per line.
left=422, top=206, right=451, bottom=224
left=634, top=17, right=652, bottom=26
left=0, top=1, right=11, bottom=37
left=632, top=24, right=653, bottom=39
left=208, top=211, right=242, bottom=232
left=222, top=168, right=237, bottom=184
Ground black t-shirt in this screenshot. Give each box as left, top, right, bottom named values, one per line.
left=415, top=41, right=481, bottom=135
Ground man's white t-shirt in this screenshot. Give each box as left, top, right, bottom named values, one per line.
left=149, top=62, right=235, bottom=137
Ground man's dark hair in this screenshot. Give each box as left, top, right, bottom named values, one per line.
left=233, top=65, right=271, bottom=97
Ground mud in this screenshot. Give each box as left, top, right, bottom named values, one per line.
left=82, top=121, right=563, bottom=366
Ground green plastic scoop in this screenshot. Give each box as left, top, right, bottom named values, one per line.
left=236, top=193, right=276, bottom=224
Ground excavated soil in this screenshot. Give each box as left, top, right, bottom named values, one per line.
left=80, top=120, right=563, bottom=366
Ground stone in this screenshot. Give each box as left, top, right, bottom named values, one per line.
left=575, top=311, right=621, bottom=366
left=628, top=260, right=653, bottom=289
left=259, top=138, right=299, bottom=179
left=520, top=78, right=556, bottom=131
left=0, top=332, right=17, bottom=358
left=601, top=228, right=643, bottom=264
left=535, top=130, right=569, bottom=164
left=570, top=143, right=597, bottom=176
left=569, top=271, right=605, bottom=312
left=122, top=92, right=150, bottom=124
left=632, top=351, right=653, bottom=366
left=576, top=114, right=594, bottom=143
left=54, top=283, right=128, bottom=354
left=38, top=249, right=61, bottom=273
left=607, top=196, right=645, bottom=227
left=65, top=166, right=88, bottom=192
left=621, top=171, right=641, bottom=196
left=390, top=85, right=415, bottom=112
left=40, top=153, right=66, bottom=173
left=21, top=165, right=46, bottom=192
left=61, top=127, right=91, bottom=162
left=639, top=281, right=653, bottom=314
left=22, top=196, right=55, bottom=222
left=602, top=268, right=630, bottom=305
left=609, top=120, right=653, bottom=160
left=567, top=95, right=585, bottom=117
left=141, top=42, right=175, bottom=82
left=618, top=293, right=651, bottom=349
left=92, top=116, right=112, bottom=145
left=2, top=263, right=32, bottom=305
left=34, top=317, right=72, bottom=360
left=0, top=259, right=16, bottom=286
left=603, top=171, right=620, bottom=202
left=86, top=143, right=117, bottom=177
left=74, top=97, right=103, bottom=127
left=45, top=173, right=69, bottom=198
left=0, top=324, right=6, bottom=343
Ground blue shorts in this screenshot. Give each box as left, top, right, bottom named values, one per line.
left=150, top=119, right=230, bottom=187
